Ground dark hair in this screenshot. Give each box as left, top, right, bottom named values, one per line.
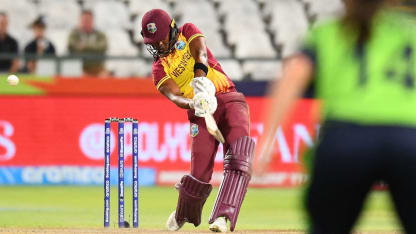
left=343, top=0, right=387, bottom=44
left=31, top=16, right=46, bottom=28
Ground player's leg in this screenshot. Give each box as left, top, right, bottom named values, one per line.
left=209, top=93, right=253, bottom=232
left=170, top=175, right=213, bottom=227
left=306, top=122, right=380, bottom=234
left=190, top=113, right=220, bottom=182
left=167, top=112, right=219, bottom=230
left=167, top=175, right=213, bottom=230
left=383, top=127, right=416, bottom=234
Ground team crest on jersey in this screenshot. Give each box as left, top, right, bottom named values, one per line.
left=175, top=40, right=186, bottom=51
left=147, top=23, right=157, bottom=34
left=190, top=123, right=199, bottom=137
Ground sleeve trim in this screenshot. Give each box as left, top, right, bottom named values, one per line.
left=188, top=34, right=204, bottom=44
left=156, top=76, right=171, bottom=90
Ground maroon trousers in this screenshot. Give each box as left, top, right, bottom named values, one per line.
left=187, top=92, right=250, bottom=183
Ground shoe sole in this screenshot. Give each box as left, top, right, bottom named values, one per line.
left=209, top=225, right=226, bottom=232
left=166, top=211, right=185, bottom=231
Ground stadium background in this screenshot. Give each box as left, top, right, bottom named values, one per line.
left=0, top=0, right=406, bottom=232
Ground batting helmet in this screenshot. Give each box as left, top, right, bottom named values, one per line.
left=141, top=9, right=179, bottom=59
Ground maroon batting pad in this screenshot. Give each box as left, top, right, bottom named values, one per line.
left=209, top=136, right=255, bottom=231
left=175, top=175, right=213, bottom=227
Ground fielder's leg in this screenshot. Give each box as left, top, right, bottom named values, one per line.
left=209, top=136, right=255, bottom=231
left=384, top=127, right=416, bottom=234
left=306, top=122, right=379, bottom=234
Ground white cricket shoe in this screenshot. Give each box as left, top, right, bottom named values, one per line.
left=209, top=217, right=228, bottom=232
left=166, top=211, right=184, bottom=231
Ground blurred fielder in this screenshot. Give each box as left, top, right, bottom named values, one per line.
left=140, top=9, right=255, bottom=232
left=254, top=0, right=416, bottom=233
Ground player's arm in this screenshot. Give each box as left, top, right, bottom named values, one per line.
left=253, top=54, right=314, bottom=175
left=189, top=36, right=209, bottom=77
left=188, top=35, right=218, bottom=116
left=158, top=78, right=193, bottom=109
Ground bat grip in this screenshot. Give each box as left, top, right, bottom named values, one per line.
left=201, top=99, right=209, bottom=114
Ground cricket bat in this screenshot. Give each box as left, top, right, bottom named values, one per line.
left=201, top=100, right=225, bottom=144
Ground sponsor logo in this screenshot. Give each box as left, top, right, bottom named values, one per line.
left=190, top=124, right=199, bottom=137
left=21, top=166, right=103, bottom=184
left=105, top=164, right=110, bottom=178
left=120, top=204, right=124, bottom=220
left=0, top=166, right=156, bottom=186
left=120, top=181, right=124, bottom=197
left=105, top=136, right=110, bottom=154
left=175, top=40, right=186, bottom=51
left=133, top=160, right=138, bottom=178
left=0, top=120, right=16, bottom=161
left=119, top=161, right=124, bottom=177
left=133, top=136, right=138, bottom=154
left=147, top=23, right=157, bottom=33
left=133, top=181, right=138, bottom=197
left=133, top=200, right=138, bottom=222
left=80, top=123, right=115, bottom=160
left=105, top=180, right=110, bottom=197
left=119, top=136, right=124, bottom=154
left=104, top=200, right=110, bottom=222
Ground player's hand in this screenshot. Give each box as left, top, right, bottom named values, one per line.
left=252, top=151, right=271, bottom=177
left=191, top=77, right=216, bottom=96
left=192, top=92, right=217, bottom=117
left=252, top=132, right=276, bottom=177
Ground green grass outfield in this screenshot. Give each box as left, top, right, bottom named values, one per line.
left=0, top=186, right=401, bottom=232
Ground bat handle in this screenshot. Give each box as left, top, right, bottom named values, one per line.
left=201, top=99, right=209, bottom=114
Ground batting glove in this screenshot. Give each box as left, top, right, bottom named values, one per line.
left=191, top=77, right=216, bottom=96
left=192, top=92, right=218, bottom=117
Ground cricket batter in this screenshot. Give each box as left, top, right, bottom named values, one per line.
left=141, top=9, right=255, bottom=232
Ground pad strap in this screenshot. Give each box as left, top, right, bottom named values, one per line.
left=224, top=136, right=256, bottom=175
